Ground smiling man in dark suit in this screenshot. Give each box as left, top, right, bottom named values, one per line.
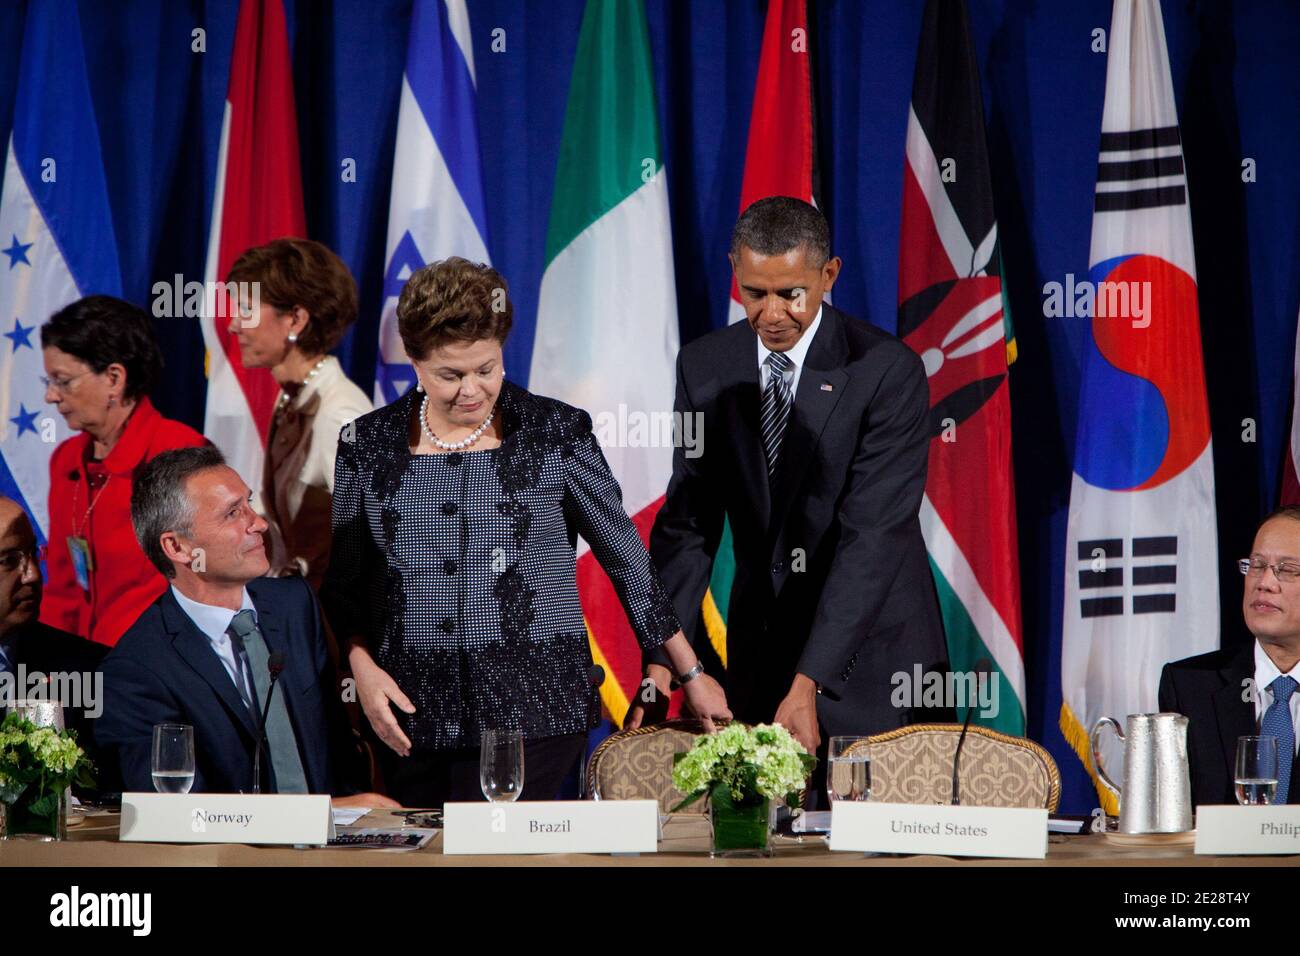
left=1160, top=506, right=1300, bottom=807
left=96, top=446, right=393, bottom=807
left=629, top=197, right=949, bottom=766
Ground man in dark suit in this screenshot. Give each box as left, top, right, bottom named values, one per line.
left=96, top=446, right=394, bottom=806
left=1160, top=506, right=1300, bottom=807
left=629, top=197, right=949, bottom=761
left=0, top=496, right=108, bottom=793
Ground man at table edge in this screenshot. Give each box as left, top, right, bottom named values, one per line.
left=1160, top=505, right=1300, bottom=807
left=96, top=446, right=396, bottom=809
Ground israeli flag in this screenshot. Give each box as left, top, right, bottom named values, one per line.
left=375, top=0, right=491, bottom=405
left=0, top=0, right=122, bottom=539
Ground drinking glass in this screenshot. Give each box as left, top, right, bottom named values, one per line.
left=1235, top=735, right=1279, bottom=806
left=827, top=736, right=871, bottom=802
left=152, top=723, right=195, bottom=794
left=480, top=729, right=524, bottom=802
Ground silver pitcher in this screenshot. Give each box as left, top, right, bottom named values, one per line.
left=12, top=698, right=64, bottom=730
left=1089, top=713, right=1193, bottom=834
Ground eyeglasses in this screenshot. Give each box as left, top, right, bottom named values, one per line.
left=0, top=545, right=45, bottom=574
left=1239, top=558, right=1300, bottom=584
left=39, top=371, right=92, bottom=394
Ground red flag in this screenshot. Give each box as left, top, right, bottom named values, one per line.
left=728, top=0, right=816, bottom=321
left=202, top=0, right=306, bottom=490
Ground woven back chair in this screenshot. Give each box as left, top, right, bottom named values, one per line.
left=847, top=723, right=1061, bottom=810
left=586, top=719, right=715, bottom=814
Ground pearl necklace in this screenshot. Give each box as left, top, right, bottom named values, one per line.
left=276, top=356, right=330, bottom=411
left=420, top=394, right=496, bottom=450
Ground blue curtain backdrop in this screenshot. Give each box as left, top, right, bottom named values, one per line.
left=2, top=0, right=1298, bottom=813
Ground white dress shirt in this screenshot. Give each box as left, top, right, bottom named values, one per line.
left=756, top=305, right=823, bottom=400
left=171, top=586, right=258, bottom=706
left=1253, top=641, right=1300, bottom=753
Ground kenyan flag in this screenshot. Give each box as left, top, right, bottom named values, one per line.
left=897, top=0, right=1025, bottom=733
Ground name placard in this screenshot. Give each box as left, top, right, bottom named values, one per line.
left=1195, top=805, right=1300, bottom=855
left=442, top=800, right=658, bottom=855
left=829, top=802, right=1048, bottom=859
left=120, top=793, right=334, bottom=845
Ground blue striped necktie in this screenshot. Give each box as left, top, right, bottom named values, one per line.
left=760, top=350, right=793, bottom=478
left=1262, top=675, right=1297, bottom=804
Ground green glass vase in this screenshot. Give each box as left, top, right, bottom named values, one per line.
left=2, top=787, right=68, bottom=841
left=709, top=790, right=772, bottom=858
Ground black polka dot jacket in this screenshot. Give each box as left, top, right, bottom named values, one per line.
left=320, top=380, right=680, bottom=751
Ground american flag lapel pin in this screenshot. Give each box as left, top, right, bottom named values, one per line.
left=820, top=382, right=834, bottom=391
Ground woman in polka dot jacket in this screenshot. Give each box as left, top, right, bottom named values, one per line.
left=320, top=258, right=730, bottom=807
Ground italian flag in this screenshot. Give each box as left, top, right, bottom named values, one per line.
left=528, top=0, right=678, bottom=726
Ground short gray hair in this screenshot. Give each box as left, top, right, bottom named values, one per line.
left=131, top=445, right=225, bottom=578
left=730, top=196, right=831, bottom=267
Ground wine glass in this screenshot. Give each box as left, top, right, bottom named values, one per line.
left=152, top=723, right=195, bottom=794
left=1235, top=735, right=1279, bottom=805
left=480, top=729, right=524, bottom=802
left=828, top=736, right=871, bottom=802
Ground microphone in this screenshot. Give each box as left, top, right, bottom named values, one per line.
left=951, top=657, right=992, bottom=806
left=251, top=652, right=286, bottom=795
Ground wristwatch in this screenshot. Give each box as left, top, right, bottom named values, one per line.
left=671, top=661, right=704, bottom=690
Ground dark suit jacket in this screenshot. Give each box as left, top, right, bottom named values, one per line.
left=97, top=577, right=360, bottom=795
left=649, top=304, right=950, bottom=735
left=2, top=621, right=109, bottom=794
left=1159, top=640, right=1300, bottom=807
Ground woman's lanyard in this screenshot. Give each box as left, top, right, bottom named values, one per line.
left=67, top=466, right=111, bottom=593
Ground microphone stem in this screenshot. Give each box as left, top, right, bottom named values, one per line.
left=252, top=674, right=281, bottom=794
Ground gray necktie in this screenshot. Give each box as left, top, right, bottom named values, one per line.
left=226, top=609, right=309, bottom=794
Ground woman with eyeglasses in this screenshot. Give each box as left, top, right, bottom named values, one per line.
left=40, top=296, right=206, bottom=645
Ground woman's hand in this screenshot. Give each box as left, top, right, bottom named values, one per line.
left=681, top=673, right=732, bottom=733
left=624, top=664, right=672, bottom=729
left=348, top=646, right=416, bottom=756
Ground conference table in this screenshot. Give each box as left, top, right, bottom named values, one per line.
left=3, top=809, right=1298, bottom=866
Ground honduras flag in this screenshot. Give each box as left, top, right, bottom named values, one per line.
left=1060, top=0, right=1217, bottom=813
left=0, top=0, right=122, bottom=540
left=375, top=0, right=491, bottom=405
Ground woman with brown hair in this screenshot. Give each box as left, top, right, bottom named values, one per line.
left=320, top=257, right=730, bottom=807
left=226, top=238, right=372, bottom=590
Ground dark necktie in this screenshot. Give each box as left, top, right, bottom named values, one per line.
left=226, top=609, right=309, bottom=794
left=1262, top=675, right=1297, bottom=804
left=760, top=350, right=793, bottom=478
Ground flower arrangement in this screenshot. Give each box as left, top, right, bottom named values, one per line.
left=0, top=712, right=95, bottom=840
left=671, top=723, right=815, bottom=855
left=672, top=722, right=816, bottom=810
